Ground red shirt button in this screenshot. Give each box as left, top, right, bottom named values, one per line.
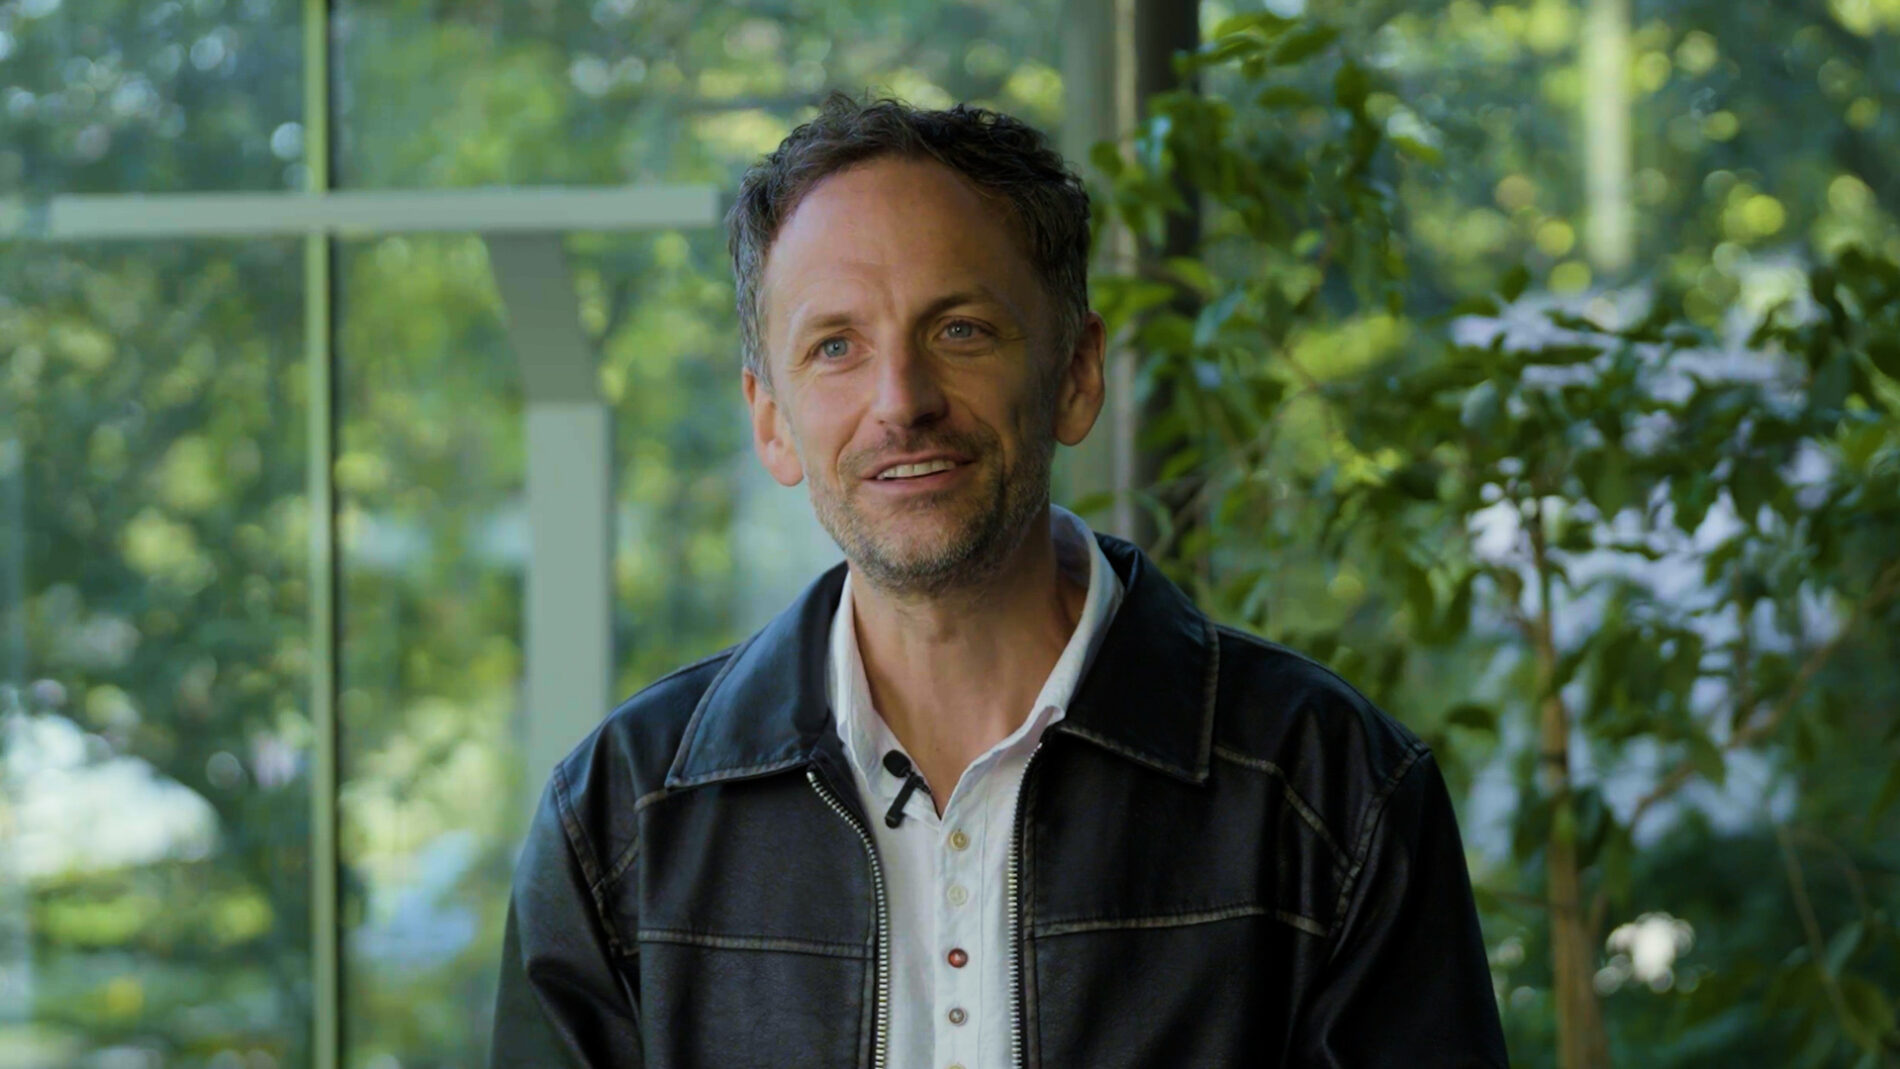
left=946, top=947, right=969, bottom=968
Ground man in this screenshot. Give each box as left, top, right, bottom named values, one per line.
left=491, top=92, right=1507, bottom=1068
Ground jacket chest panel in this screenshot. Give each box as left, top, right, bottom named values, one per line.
left=1026, top=742, right=1343, bottom=940
left=1029, top=915, right=1302, bottom=1066
left=620, top=775, right=880, bottom=1069
left=636, top=941, right=872, bottom=1069
left=626, top=775, right=878, bottom=950
left=1017, top=744, right=1342, bottom=1066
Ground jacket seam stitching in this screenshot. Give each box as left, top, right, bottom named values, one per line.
left=667, top=754, right=808, bottom=789
left=551, top=761, right=635, bottom=959
left=665, top=636, right=756, bottom=784
left=632, top=785, right=672, bottom=813
left=1210, top=744, right=1351, bottom=873
left=634, top=927, right=870, bottom=959
left=1196, top=616, right=1220, bottom=780
left=1054, top=725, right=1198, bottom=783
left=1039, top=902, right=1326, bottom=939
left=1328, top=742, right=1429, bottom=938
left=601, top=837, right=640, bottom=887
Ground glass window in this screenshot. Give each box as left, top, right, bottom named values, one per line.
left=332, top=228, right=839, bottom=1067
left=0, top=238, right=312, bottom=1068
left=334, top=0, right=1068, bottom=189
left=0, top=0, right=304, bottom=195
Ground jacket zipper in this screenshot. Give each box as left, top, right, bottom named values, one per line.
left=1008, top=737, right=1048, bottom=1069
left=807, top=768, right=891, bottom=1069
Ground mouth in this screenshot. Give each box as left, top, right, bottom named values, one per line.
left=864, top=454, right=972, bottom=492
left=871, top=457, right=964, bottom=481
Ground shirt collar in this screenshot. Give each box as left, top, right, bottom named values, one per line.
left=826, top=505, right=1126, bottom=801
left=663, top=519, right=1217, bottom=794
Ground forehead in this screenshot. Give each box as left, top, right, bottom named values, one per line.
left=759, top=156, right=1035, bottom=319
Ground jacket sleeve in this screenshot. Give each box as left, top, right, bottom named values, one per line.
left=489, top=770, right=644, bottom=1069
left=1286, top=749, right=1509, bottom=1067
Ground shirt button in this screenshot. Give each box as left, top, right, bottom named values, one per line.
left=948, top=830, right=970, bottom=851
left=946, top=947, right=968, bottom=968
left=947, top=1007, right=967, bottom=1025
left=946, top=884, right=969, bottom=907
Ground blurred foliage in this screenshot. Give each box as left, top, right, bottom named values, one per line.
left=1092, top=6, right=1900, bottom=1066
left=1, top=0, right=1062, bottom=1067
left=5, top=0, right=1900, bottom=1067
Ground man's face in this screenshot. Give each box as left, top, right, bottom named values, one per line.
left=743, top=155, right=1104, bottom=597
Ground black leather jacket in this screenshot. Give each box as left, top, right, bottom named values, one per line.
left=490, top=533, right=1509, bottom=1068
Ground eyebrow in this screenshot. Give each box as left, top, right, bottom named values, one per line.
left=787, top=288, right=1011, bottom=345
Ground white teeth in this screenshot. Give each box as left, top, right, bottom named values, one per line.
left=877, top=459, right=959, bottom=479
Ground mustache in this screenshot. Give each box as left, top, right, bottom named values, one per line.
left=844, top=429, right=994, bottom=479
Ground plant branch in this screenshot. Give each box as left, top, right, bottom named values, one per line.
left=1628, top=556, right=1900, bottom=835
left=1776, top=824, right=1858, bottom=1037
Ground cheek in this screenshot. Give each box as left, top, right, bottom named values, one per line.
left=794, top=387, right=864, bottom=473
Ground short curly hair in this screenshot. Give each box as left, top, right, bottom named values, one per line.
left=726, top=91, right=1092, bottom=387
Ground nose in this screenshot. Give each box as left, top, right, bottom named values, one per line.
left=868, top=332, right=949, bottom=429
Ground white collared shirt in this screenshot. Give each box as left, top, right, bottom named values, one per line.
left=825, top=504, right=1125, bottom=1069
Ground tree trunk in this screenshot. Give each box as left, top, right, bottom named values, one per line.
left=1531, top=510, right=1612, bottom=1069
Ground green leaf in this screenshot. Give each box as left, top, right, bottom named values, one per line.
left=1211, top=11, right=1294, bottom=38
left=1573, top=787, right=1610, bottom=865
left=1812, top=352, right=1853, bottom=413
left=1499, top=264, right=1532, bottom=303
left=1254, top=85, right=1316, bottom=109
left=1440, top=569, right=1476, bottom=637
left=1732, top=470, right=1771, bottom=526
left=1391, top=135, right=1443, bottom=164
left=1194, top=34, right=1269, bottom=69
left=1839, top=978, right=1896, bottom=1048
left=1088, top=140, right=1124, bottom=179
left=1165, top=256, right=1216, bottom=298
left=1403, top=562, right=1435, bottom=626
left=1825, top=920, right=1864, bottom=976
left=1446, top=293, right=1502, bottom=317
left=1867, top=336, right=1900, bottom=380
left=1193, top=288, right=1247, bottom=347
left=1138, top=311, right=1195, bottom=355
left=1527, top=343, right=1603, bottom=366
left=1869, top=761, right=1900, bottom=824
left=1460, top=379, right=1504, bottom=436
left=1688, top=732, right=1727, bottom=788
left=1556, top=516, right=1594, bottom=553
left=1158, top=446, right=1204, bottom=482
left=1333, top=60, right=1370, bottom=111
left=1270, top=24, right=1340, bottom=66
left=1511, top=794, right=1554, bottom=862
left=1445, top=702, right=1498, bottom=734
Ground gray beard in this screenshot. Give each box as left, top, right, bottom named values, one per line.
left=810, top=425, right=1056, bottom=601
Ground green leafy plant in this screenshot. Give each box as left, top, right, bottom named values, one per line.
left=1092, top=14, right=1900, bottom=1068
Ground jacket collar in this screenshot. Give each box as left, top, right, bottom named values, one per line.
left=664, top=531, right=1218, bottom=791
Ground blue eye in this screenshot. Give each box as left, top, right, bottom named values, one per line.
left=943, top=320, right=986, bottom=341
left=818, top=337, right=850, bottom=359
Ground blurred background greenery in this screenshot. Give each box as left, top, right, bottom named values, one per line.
left=1, top=0, right=1896, bottom=1067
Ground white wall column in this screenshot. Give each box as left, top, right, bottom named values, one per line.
left=484, top=234, right=614, bottom=799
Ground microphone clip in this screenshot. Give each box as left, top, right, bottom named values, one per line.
left=881, top=749, right=932, bottom=828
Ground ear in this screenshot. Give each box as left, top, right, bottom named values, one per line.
left=1053, top=311, right=1108, bottom=447
left=743, top=367, right=805, bottom=487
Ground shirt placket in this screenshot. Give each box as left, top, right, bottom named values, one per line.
left=935, top=782, right=984, bottom=1069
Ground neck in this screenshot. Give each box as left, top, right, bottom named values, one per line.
left=848, top=507, right=1088, bottom=799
